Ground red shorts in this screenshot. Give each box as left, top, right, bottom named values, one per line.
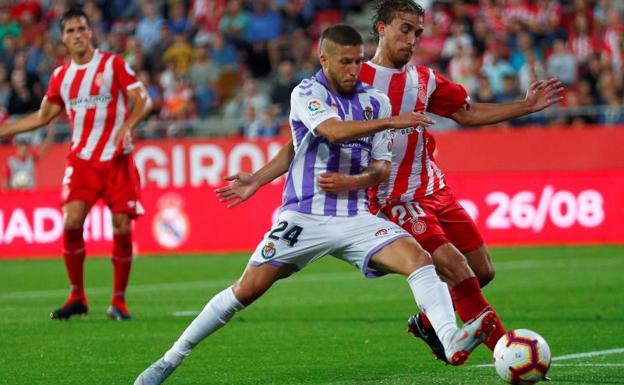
left=61, top=153, right=143, bottom=218
left=380, top=187, right=483, bottom=254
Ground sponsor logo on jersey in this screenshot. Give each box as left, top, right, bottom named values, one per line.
left=375, top=228, right=389, bottom=237
left=363, top=106, right=373, bottom=120
left=68, top=94, right=112, bottom=109
left=412, top=220, right=427, bottom=235
left=152, top=193, right=189, bottom=249
left=261, top=242, right=276, bottom=259
left=307, top=99, right=325, bottom=115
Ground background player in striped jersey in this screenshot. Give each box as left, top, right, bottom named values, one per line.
left=360, top=0, right=564, bottom=360
left=135, top=25, right=494, bottom=385
left=0, top=8, right=152, bottom=321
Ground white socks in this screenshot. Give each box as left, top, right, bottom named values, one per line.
left=406, top=264, right=457, bottom=350
left=164, top=286, right=244, bottom=366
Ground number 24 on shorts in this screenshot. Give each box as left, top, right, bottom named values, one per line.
left=268, top=221, right=303, bottom=247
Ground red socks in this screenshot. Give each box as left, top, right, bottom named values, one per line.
left=451, top=277, right=506, bottom=350
left=419, top=277, right=506, bottom=351
left=111, top=233, right=133, bottom=309
left=63, top=228, right=86, bottom=304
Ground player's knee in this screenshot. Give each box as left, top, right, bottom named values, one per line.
left=112, top=214, right=132, bottom=234
left=231, top=280, right=268, bottom=306
left=63, top=213, right=85, bottom=229
left=477, top=265, right=495, bottom=287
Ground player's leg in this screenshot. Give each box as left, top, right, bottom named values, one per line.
left=107, top=212, right=133, bottom=320
left=367, top=236, right=495, bottom=365
left=134, top=263, right=296, bottom=385
left=464, top=245, right=496, bottom=288
left=51, top=156, right=102, bottom=319
left=104, top=154, right=143, bottom=320
left=50, top=200, right=91, bottom=319
left=433, top=189, right=506, bottom=350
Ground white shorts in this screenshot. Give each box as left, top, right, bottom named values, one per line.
left=249, top=210, right=410, bottom=278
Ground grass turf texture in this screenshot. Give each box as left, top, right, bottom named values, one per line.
left=1, top=246, right=623, bottom=385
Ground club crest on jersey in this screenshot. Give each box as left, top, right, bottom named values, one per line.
left=261, top=242, right=277, bottom=259
left=95, top=72, right=104, bottom=87
left=412, top=220, right=427, bottom=235
left=307, top=99, right=325, bottom=115
left=363, top=106, right=374, bottom=120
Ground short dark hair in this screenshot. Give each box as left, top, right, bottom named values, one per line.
left=372, top=0, right=425, bottom=39
left=60, top=8, right=91, bottom=32
left=320, top=24, right=363, bottom=49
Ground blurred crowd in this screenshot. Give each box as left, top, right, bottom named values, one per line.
left=0, top=0, right=623, bottom=143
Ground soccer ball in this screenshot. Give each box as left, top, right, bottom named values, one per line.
left=493, top=329, right=551, bottom=384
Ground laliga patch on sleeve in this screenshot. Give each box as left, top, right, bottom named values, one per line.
left=307, top=99, right=326, bottom=115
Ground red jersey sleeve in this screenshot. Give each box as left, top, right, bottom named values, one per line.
left=426, top=71, right=469, bottom=117
left=44, top=66, right=65, bottom=107
left=112, top=55, right=141, bottom=93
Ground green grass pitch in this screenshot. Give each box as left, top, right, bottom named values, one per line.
left=1, top=246, right=623, bottom=385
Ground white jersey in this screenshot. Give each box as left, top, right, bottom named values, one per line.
left=282, top=70, right=393, bottom=217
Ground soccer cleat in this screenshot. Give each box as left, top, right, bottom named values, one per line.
left=106, top=305, right=132, bottom=321
left=407, top=313, right=448, bottom=363
left=445, top=310, right=497, bottom=366
left=134, top=358, right=176, bottom=385
left=50, top=299, right=88, bottom=320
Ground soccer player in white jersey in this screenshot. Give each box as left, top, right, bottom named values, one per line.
left=358, top=0, right=563, bottom=360
left=0, top=8, right=152, bottom=320
left=134, top=25, right=495, bottom=385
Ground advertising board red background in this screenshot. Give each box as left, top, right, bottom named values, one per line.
left=0, top=127, right=622, bottom=258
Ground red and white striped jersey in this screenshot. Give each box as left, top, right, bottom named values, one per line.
left=359, top=61, right=468, bottom=210
left=45, top=49, right=141, bottom=162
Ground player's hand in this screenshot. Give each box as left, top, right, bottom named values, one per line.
left=215, top=172, right=261, bottom=208
left=317, top=172, right=354, bottom=193
left=113, top=124, right=131, bottom=147
left=524, top=78, right=564, bottom=112
left=389, top=111, right=435, bottom=130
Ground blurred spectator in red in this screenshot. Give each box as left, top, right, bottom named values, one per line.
left=190, top=0, right=225, bottom=46
left=161, top=77, right=195, bottom=121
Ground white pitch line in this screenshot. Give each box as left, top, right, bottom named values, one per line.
left=553, top=348, right=624, bottom=361
left=551, top=364, right=624, bottom=367
left=474, top=347, right=624, bottom=368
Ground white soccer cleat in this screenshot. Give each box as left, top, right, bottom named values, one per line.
left=445, top=310, right=496, bottom=366
left=134, top=358, right=176, bottom=385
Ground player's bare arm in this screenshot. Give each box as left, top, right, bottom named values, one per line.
left=113, top=86, right=152, bottom=146
left=216, top=140, right=295, bottom=208
left=316, top=111, right=434, bottom=144
left=450, top=78, right=564, bottom=126
left=0, top=99, right=62, bottom=138
left=317, top=159, right=390, bottom=194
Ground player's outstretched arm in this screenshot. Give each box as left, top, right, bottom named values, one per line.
left=0, top=99, right=62, bottom=138
left=317, top=159, right=390, bottom=194
left=216, top=140, right=295, bottom=208
left=450, top=78, right=564, bottom=126
left=316, top=111, right=435, bottom=144
left=113, top=86, right=152, bottom=146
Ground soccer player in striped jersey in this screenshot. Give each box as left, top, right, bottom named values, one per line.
left=135, top=25, right=495, bottom=385
left=0, top=8, right=152, bottom=320
left=361, top=0, right=563, bottom=360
